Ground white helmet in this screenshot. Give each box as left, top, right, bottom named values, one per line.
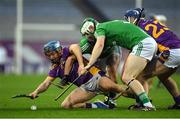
left=80, top=18, right=98, bottom=36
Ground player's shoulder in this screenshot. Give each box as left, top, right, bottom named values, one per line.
left=96, top=20, right=122, bottom=29
left=63, top=47, right=70, bottom=54
left=80, top=37, right=88, bottom=45
left=49, top=64, right=59, bottom=70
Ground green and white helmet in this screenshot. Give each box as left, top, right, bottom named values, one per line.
left=80, top=18, right=98, bottom=36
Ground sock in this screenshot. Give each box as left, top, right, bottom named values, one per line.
left=85, top=103, right=92, bottom=108
left=135, top=96, right=142, bottom=105
left=138, top=92, right=152, bottom=107
left=85, top=102, right=109, bottom=109
left=174, top=95, right=180, bottom=104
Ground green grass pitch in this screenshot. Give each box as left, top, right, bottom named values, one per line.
left=0, top=74, right=180, bottom=118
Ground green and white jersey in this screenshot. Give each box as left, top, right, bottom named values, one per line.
left=95, top=20, right=150, bottom=49
left=79, top=37, right=116, bottom=58
left=79, top=37, right=93, bottom=54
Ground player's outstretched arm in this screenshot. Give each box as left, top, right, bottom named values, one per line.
left=29, top=76, right=54, bottom=99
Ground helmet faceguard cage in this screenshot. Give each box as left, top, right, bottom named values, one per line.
left=80, top=18, right=98, bottom=36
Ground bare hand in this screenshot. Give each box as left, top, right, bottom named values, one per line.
left=80, top=65, right=91, bottom=75
left=78, top=65, right=84, bottom=75
left=29, top=91, right=38, bottom=99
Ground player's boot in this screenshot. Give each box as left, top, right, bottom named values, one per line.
left=128, top=96, right=153, bottom=110
left=128, top=104, right=156, bottom=111
left=140, top=105, right=156, bottom=111
left=104, top=96, right=117, bottom=109
left=128, top=103, right=143, bottom=110
left=128, top=96, right=144, bottom=110
left=93, top=100, right=110, bottom=109
left=168, top=103, right=180, bottom=109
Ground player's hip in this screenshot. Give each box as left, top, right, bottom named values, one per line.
left=159, top=48, right=180, bottom=68
left=80, top=73, right=105, bottom=94
left=130, top=37, right=157, bottom=61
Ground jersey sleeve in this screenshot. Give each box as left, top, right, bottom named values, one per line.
left=79, top=37, right=92, bottom=54
left=94, top=24, right=106, bottom=38
left=48, top=64, right=59, bottom=78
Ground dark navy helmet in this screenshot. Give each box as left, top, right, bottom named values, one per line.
left=124, top=8, right=145, bottom=24
left=43, top=40, right=62, bottom=63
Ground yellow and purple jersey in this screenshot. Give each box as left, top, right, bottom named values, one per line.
left=48, top=47, right=105, bottom=86
left=138, top=19, right=180, bottom=53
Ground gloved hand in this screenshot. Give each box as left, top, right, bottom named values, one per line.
left=60, top=75, right=70, bottom=86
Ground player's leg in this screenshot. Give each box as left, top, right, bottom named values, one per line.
left=137, top=56, right=180, bottom=109
left=104, top=46, right=121, bottom=106
left=121, top=55, right=180, bottom=109
left=157, top=70, right=180, bottom=109
left=143, top=49, right=180, bottom=105
left=158, top=71, right=179, bottom=96
left=98, top=76, right=126, bottom=94
left=161, top=77, right=178, bottom=95
left=138, top=77, right=150, bottom=94
left=61, top=87, right=96, bottom=108
left=137, top=57, right=162, bottom=93
left=98, top=76, right=127, bottom=108
left=161, top=49, right=180, bottom=109
left=122, top=37, right=157, bottom=110
left=106, top=55, right=119, bottom=83
left=106, top=46, right=121, bottom=83
left=139, top=57, right=172, bottom=78
left=122, top=54, right=153, bottom=106
left=61, top=73, right=119, bottom=109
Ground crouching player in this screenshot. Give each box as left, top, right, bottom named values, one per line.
left=29, top=40, right=125, bottom=109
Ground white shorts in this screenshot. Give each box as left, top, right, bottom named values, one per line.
left=130, top=37, right=157, bottom=61
left=80, top=73, right=102, bottom=94
left=162, top=48, right=180, bottom=68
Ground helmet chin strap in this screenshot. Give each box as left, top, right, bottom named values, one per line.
left=127, top=17, right=137, bottom=25
left=133, top=18, right=138, bottom=24
left=128, top=17, right=131, bottom=23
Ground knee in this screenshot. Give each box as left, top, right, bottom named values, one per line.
left=61, top=101, right=72, bottom=109
left=121, top=74, right=133, bottom=85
